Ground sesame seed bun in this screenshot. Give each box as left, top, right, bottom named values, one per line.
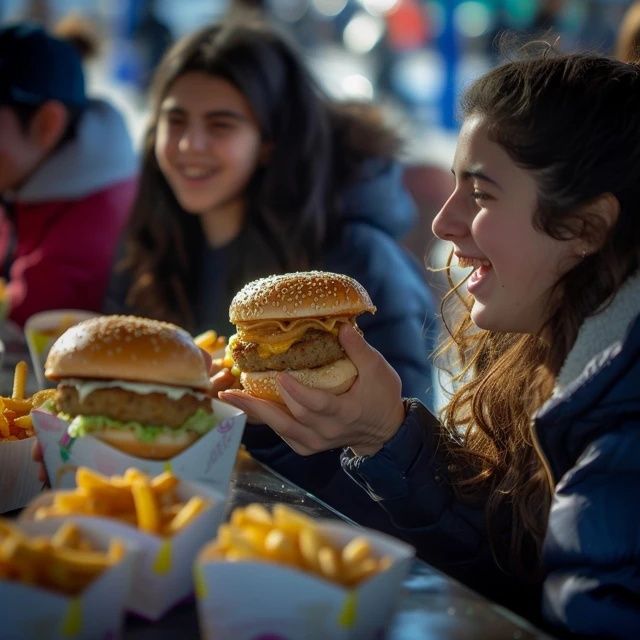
left=229, top=271, right=376, bottom=322
left=45, top=315, right=211, bottom=391
left=240, top=358, right=357, bottom=403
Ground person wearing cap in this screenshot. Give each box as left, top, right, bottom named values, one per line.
left=0, top=22, right=137, bottom=327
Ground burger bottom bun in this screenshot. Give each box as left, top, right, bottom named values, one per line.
left=240, top=357, right=357, bottom=403
left=92, top=428, right=200, bottom=460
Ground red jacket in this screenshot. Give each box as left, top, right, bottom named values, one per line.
left=3, top=179, right=136, bottom=326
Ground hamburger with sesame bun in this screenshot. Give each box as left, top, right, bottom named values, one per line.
left=44, top=315, right=217, bottom=459
left=228, top=271, right=376, bottom=403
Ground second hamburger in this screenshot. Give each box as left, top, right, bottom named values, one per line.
left=228, top=271, right=376, bottom=402
left=45, top=315, right=217, bottom=459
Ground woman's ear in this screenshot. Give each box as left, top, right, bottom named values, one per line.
left=579, top=192, right=620, bottom=255
left=29, top=101, right=69, bottom=152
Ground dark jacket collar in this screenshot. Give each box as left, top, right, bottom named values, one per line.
left=535, top=313, right=640, bottom=481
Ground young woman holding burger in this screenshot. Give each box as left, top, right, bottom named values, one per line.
left=221, top=50, right=640, bottom=637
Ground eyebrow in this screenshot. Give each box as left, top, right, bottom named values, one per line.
left=451, top=166, right=503, bottom=190
left=160, top=105, right=248, bottom=120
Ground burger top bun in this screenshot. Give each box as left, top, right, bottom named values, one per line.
left=45, top=315, right=211, bottom=391
left=229, top=271, right=376, bottom=323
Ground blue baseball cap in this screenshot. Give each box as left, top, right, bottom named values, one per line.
left=0, top=22, right=87, bottom=107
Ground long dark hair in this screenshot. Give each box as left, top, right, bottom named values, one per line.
left=438, top=50, right=640, bottom=575
left=119, top=19, right=399, bottom=330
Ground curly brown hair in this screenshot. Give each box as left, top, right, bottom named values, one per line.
left=436, top=50, right=640, bottom=577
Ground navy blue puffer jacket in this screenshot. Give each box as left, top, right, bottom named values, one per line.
left=538, top=314, right=640, bottom=639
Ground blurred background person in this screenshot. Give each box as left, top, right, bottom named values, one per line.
left=0, top=22, right=137, bottom=328
left=105, top=18, right=437, bottom=519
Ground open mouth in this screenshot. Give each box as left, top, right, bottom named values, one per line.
left=178, top=165, right=216, bottom=180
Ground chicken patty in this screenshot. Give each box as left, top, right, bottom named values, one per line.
left=232, top=329, right=345, bottom=372
left=56, top=385, right=213, bottom=429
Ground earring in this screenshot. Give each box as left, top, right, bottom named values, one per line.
left=581, top=248, right=588, bottom=259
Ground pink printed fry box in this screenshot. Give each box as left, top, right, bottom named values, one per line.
left=194, top=520, right=415, bottom=640
left=32, top=399, right=245, bottom=493
left=24, top=309, right=100, bottom=390
left=0, top=436, right=43, bottom=513
left=1, top=518, right=133, bottom=640
left=20, top=478, right=227, bottom=621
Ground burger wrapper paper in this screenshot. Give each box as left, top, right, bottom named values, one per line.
left=1, top=519, right=133, bottom=640
left=20, top=478, right=226, bottom=621
left=32, top=399, right=245, bottom=493
left=194, top=520, right=415, bottom=640
left=24, top=309, right=100, bottom=390
left=0, top=436, right=44, bottom=513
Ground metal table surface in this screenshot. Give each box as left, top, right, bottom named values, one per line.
left=125, top=451, right=554, bottom=640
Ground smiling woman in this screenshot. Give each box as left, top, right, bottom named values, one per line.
left=105, top=17, right=437, bottom=536
left=220, top=49, right=640, bottom=638
left=154, top=71, right=265, bottom=248
left=432, top=112, right=583, bottom=333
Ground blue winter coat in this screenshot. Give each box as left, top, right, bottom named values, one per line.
left=341, top=313, right=640, bottom=635
left=538, top=314, right=640, bottom=639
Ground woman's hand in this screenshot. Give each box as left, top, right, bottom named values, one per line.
left=219, top=324, right=406, bottom=456
left=210, top=368, right=242, bottom=396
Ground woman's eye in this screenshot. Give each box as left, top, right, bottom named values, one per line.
left=209, top=121, right=233, bottom=132
left=472, top=190, right=489, bottom=201
left=167, top=116, right=184, bottom=127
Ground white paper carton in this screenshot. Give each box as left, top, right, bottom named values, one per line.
left=24, top=309, right=100, bottom=389
left=21, top=478, right=227, bottom=621
left=0, top=436, right=43, bottom=513
left=1, top=519, right=134, bottom=640
left=194, top=519, right=415, bottom=640
left=32, top=399, right=245, bottom=493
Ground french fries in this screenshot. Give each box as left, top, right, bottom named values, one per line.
left=194, top=330, right=227, bottom=356
left=33, top=467, right=210, bottom=537
left=203, top=503, right=393, bottom=587
left=0, top=361, right=56, bottom=441
left=0, top=518, right=124, bottom=595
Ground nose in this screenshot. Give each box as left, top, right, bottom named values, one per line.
left=178, top=123, right=207, bottom=153
left=431, top=189, right=469, bottom=241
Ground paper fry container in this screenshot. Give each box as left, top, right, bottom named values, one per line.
left=32, top=399, right=245, bottom=493
left=20, top=478, right=227, bottom=621
left=0, top=436, right=44, bottom=513
left=1, top=519, right=133, bottom=640
left=24, top=309, right=100, bottom=389
left=194, top=520, right=415, bottom=640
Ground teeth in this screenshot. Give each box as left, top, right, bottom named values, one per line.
left=181, top=167, right=212, bottom=178
left=458, top=256, right=491, bottom=269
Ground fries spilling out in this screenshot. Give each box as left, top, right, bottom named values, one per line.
left=0, top=518, right=124, bottom=595
left=202, top=503, right=393, bottom=587
left=33, top=467, right=211, bottom=536
left=194, top=330, right=227, bottom=357
left=0, top=361, right=56, bottom=441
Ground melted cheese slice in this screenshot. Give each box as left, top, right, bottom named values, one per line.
left=234, top=316, right=355, bottom=358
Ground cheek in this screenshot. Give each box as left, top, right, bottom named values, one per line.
left=225, top=137, right=262, bottom=175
